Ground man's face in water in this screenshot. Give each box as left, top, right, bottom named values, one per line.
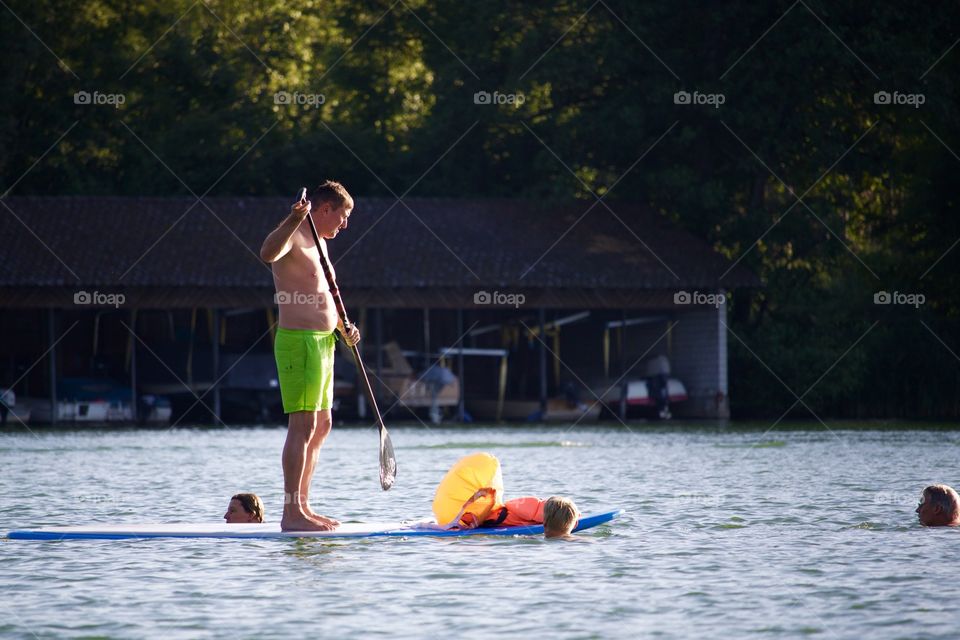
left=916, top=490, right=957, bottom=527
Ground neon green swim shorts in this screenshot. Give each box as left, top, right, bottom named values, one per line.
left=274, top=328, right=336, bottom=413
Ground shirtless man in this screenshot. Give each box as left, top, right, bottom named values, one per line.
left=260, top=180, right=360, bottom=531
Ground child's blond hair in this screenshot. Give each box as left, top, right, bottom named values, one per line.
left=543, top=496, right=579, bottom=537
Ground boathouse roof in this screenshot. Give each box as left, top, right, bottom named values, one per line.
left=0, top=196, right=759, bottom=308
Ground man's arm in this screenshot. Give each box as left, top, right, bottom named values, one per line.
left=260, top=200, right=310, bottom=263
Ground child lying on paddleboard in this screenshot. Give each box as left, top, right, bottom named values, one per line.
left=463, top=494, right=580, bottom=538
left=432, top=453, right=580, bottom=538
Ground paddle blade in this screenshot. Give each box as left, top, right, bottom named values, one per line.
left=379, top=426, right=396, bottom=490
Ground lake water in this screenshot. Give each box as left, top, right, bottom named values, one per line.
left=1, top=422, right=957, bottom=639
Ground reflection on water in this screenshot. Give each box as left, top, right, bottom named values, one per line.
left=714, top=439, right=788, bottom=448
left=1, top=423, right=958, bottom=638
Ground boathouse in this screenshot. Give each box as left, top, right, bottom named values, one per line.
left=0, top=196, right=759, bottom=423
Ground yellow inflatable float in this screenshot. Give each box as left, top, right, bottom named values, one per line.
left=432, top=452, right=504, bottom=528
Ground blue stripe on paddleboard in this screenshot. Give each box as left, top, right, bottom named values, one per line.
left=6, top=510, right=623, bottom=541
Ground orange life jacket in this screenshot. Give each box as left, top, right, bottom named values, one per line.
left=482, top=496, right=545, bottom=527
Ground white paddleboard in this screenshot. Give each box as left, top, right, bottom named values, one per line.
left=6, top=510, right=622, bottom=541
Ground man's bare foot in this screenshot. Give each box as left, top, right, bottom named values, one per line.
left=308, top=513, right=340, bottom=529
left=281, top=512, right=337, bottom=532
left=303, top=506, right=341, bottom=528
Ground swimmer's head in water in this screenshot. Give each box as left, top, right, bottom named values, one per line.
left=543, top=496, right=579, bottom=538
left=916, top=484, right=960, bottom=527
left=224, top=493, right=265, bottom=524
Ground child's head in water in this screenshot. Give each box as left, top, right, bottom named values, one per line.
left=224, top=493, right=265, bottom=523
left=543, top=496, right=579, bottom=538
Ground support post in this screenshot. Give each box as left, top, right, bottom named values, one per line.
left=211, top=308, right=221, bottom=423
left=376, top=308, right=383, bottom=377
left=423, top=307, right=430, bottom=370
left=619, top=308, right=627, bottom=422
left=130, top=310, right=138, bottom=423
left=48, top=308, right=57, bottom=425
left=457, top=308, right=465, bottom=422
left=187, top=308, right=196, bottom=386
left=538, top=308, right=547, bottom=415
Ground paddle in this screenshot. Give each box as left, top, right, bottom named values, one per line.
left=297, top=187, right=396, bottom=490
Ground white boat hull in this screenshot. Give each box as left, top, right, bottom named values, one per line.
left=598, top=378, right=688, bottom=406
left=30, top=400, right=112, bottom=423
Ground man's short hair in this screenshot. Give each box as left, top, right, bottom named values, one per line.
left=924, top=484, right=960, bottom=519
left=543, top=496, right=579, bottom=535
left=309, top=180, right=353, bottom=211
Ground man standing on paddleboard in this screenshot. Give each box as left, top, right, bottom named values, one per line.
left=260, top=181, right=360, bottom=531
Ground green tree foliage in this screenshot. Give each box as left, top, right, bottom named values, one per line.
left=1, top=0, right=958, bottom=417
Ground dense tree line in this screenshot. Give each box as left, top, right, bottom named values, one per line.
left=2, top=1, right=958, bottom=418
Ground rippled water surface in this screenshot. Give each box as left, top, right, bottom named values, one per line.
left=2, top=423, right=958, bottom=639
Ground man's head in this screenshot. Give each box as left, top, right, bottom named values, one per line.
left=916, top=484, right=960, bottom=527
left=308, top=180, right=354, bottom=239
left=224, top=493, right=265, bottom=523
left=543, top=496, right=579, bottom=538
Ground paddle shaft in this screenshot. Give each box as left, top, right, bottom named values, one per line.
left=302, top=209, right=395, bottom=489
